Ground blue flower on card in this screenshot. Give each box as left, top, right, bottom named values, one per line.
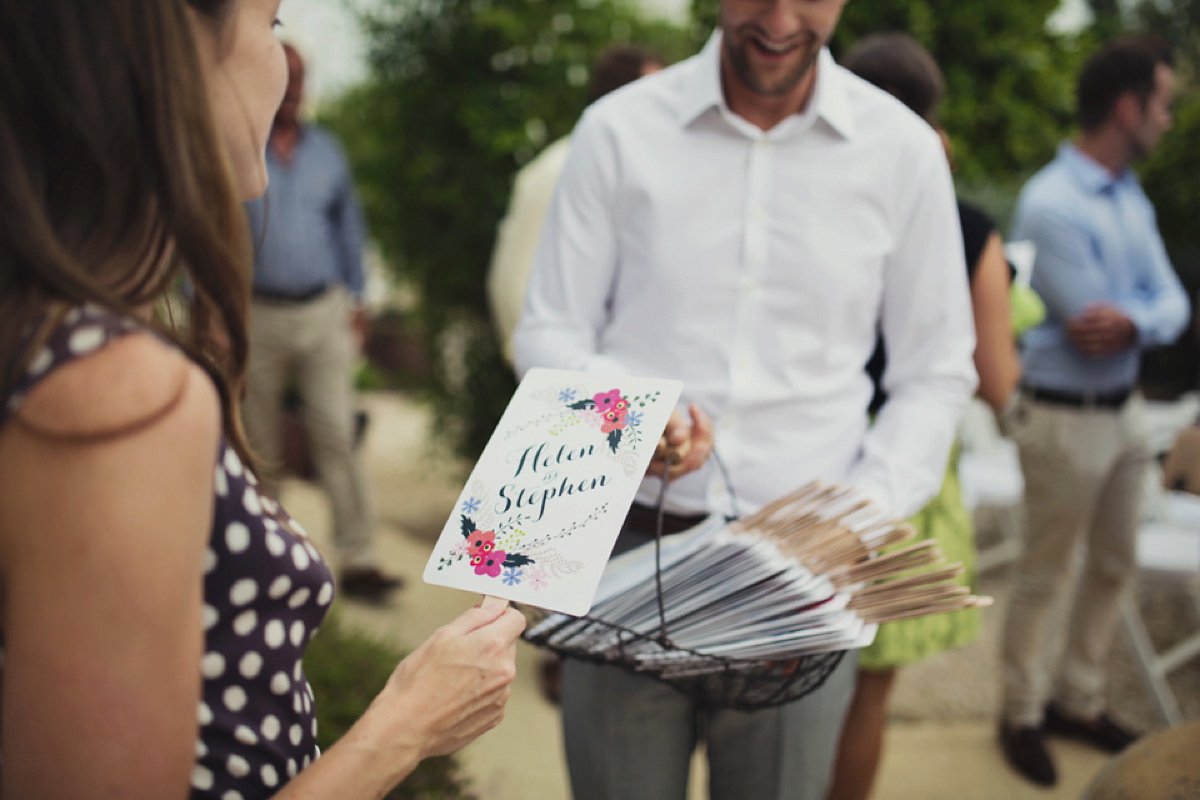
left=501, top=567, right=524, bottom=586
left=559, top=388, right=577, bottom=403
left=461, top=497, right=481, bottom=515
left=627, top=410, right=643, bottom=427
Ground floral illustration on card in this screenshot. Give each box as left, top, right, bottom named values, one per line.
left=433, top=502, right=605, bottom=588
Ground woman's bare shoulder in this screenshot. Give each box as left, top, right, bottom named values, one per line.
left=12, top=331, right=218, bottom=441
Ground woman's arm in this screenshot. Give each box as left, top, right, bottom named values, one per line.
left=970, top=232, right=1022, bottom=412
left=270, top=603, right=525, bottom=799
left=0, top=335, right=218, bottom=800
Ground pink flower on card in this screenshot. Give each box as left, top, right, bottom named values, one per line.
left=473, top=550, right=507, bottom=578
left=593, top=389, right=625, bottom=414
left=601, top=409, right=628, bottom=433
left=528, top=569, right=549, bottom=591
left=466, top=530, right=496, bottom=557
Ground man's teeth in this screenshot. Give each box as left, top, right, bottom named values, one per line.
left=755, top=40, right=795, bottom=54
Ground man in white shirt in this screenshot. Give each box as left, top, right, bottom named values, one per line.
left=513, top=0, right=977, bottom=796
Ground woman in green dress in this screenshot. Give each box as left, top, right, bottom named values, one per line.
left=828, top=33, right=1032, bottom=800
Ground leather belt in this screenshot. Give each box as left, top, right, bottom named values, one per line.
left=1022, top=384, right=1133, bottom=410
left=624, top=503, right=709, bottom=536
left=252, top=285, right=331, bottom=304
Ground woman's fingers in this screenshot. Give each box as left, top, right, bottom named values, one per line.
left=425, top=693, right=511, bottom=757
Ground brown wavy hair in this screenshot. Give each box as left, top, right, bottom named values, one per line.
left=0, top=0, right=256, bottom=461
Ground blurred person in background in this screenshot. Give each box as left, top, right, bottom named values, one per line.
left=0, top=2, right=524, bottom=797
left=243, top=43, right=403, bottom=603
left=487, top=44, right=665, bottom=365
left=831, top=32, right=1025, bottom=800
left=997, top=35, right=1188, bottom=787
left=513, top=0, right=977, bottom=796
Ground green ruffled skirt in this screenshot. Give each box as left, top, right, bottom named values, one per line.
left=857, top=447, right=981, bottom=671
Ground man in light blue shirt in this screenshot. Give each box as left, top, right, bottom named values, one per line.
left=242, top=44, right=401, bottom=602
left=999, top=36, right=1189, bottom=787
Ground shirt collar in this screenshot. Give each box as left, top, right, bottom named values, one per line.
left=1058, top=141, right=1134, bottom=194
left=679, top=31, right=855, bottom=139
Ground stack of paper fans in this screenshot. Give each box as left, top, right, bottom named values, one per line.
left=523, top=481, right=992, bottom=711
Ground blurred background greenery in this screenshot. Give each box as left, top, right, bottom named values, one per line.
left=314, top=0, right=1200, bottom=458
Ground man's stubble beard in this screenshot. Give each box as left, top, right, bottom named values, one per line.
left=723, top=28, right=822, bottom=98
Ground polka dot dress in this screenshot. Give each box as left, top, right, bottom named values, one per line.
left=3, top=307, right=334, bottom=799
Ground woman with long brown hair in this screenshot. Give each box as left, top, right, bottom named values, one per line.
left=0, top=2, right=524, bottom=798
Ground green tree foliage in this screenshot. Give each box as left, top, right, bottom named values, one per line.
left=1134, top=0, right=1200, bottom=80
left=1138, top=92, right=1200, bottom=394
left=692, top=0, right=1081, bottom=182
left=321, top=0, right=696, bottom=459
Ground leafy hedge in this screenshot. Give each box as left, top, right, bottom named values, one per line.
left=305, top=611, right=477, bottom=800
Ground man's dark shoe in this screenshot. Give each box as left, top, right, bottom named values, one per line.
left=340, top=567, right=404, bottom=603
left=999, top=723, right=1057, bottom=787
left=1044, top=704, right=1138, bottom=753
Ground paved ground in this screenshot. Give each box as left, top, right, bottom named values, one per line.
left=281, top=392, right=1199, bottom=800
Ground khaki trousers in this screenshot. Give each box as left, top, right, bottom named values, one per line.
left=999, top=392, right=1149, bottom=725
left=242, top=287, right=375, bottom=569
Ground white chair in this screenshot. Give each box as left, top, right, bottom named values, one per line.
left=1121, top=490, right=1200, bottom=726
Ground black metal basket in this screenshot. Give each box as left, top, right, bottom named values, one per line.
left=522, top=609, right=844, bottom=712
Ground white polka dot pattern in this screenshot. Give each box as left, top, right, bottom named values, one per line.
left=233, top=610, right=258, bottom=637
left=29, top=347, right=53, bottom=376
left=227, top=754, right=251, bottom=778
left=230, top=578, right=258, bottom=606
left=68, top=326, right=104, bottom=355
left=239, top=651, right=263, bottom=679
left=287, top=588, right=311, bottom=609
left=202, top=653, right=225, bottom=679
left=4, top=308, right=334, bottom=799
left=226, top=522, right=250, bottom=554
left=192, top=765, right=214, bottom=791
left=262, top=714, right=281, bottom=741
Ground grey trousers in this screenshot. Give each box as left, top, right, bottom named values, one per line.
left=999, top=393, right=1149, bottom=725
left=560, top=642, right=857, bottom=800
left=242, top=287, right=376, bottom=569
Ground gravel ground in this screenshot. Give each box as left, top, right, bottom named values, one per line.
left=890, top=512, right=1200, bottom=731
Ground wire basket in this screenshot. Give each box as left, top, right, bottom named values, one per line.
left=519, top=469, right=988, bottom=711
left=521, top=607, right=846, bottom=712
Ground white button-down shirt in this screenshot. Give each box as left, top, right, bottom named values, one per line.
left=513, top=33, right=977, bottom=519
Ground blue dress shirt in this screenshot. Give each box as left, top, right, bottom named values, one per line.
left=1012, top=143, right=1189, bottom=393
left=245, top=125, right=366, bottom=299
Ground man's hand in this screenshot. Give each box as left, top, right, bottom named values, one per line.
left=351, top=306, right=370, bottom=354
left=647, top=403, right=714, bottom=482
left=1067, top=305, right=1136, bottom=357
